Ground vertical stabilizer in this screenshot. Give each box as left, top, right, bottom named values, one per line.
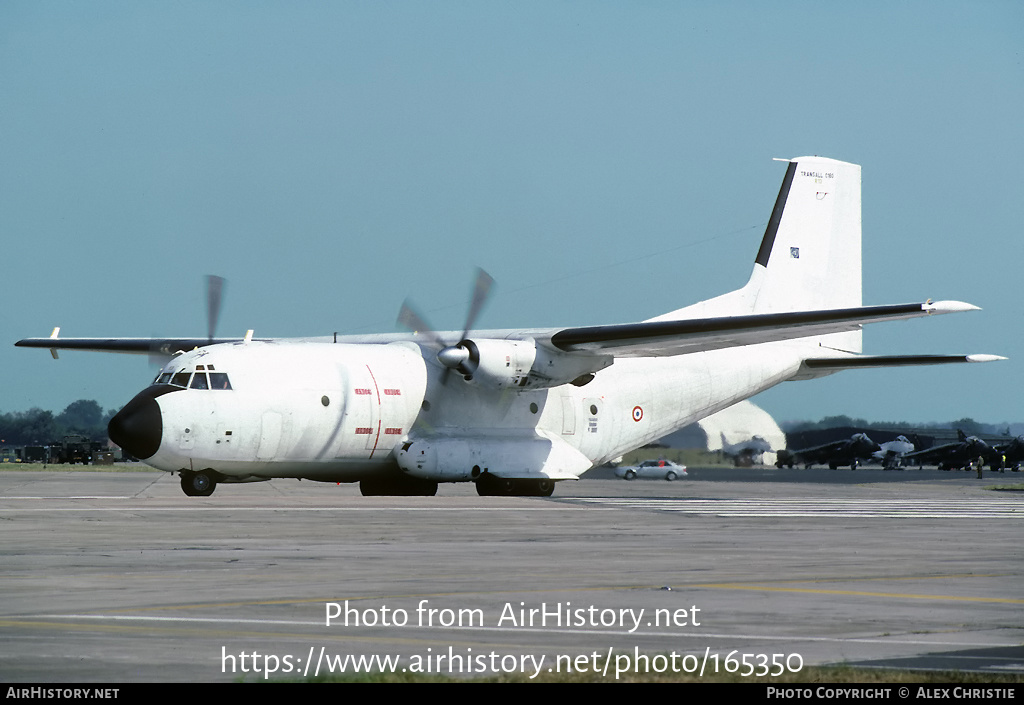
left=751, top=156, right=861, bottom=353
left=751, top=157, right=861, bottom=316
left=653, top=156, right=862, bottom=353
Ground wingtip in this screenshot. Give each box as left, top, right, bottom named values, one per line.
left=924, top=300, right=981, bottom=314
left=965, top=354, right=1008, bottom=363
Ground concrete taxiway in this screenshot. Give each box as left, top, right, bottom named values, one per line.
left=1, top=468, right=1022, bottom=682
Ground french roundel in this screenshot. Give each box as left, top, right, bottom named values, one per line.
left=632, top=406, right=643, bottom=422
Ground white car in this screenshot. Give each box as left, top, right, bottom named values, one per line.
left=615, top=459, right=688, bottom=481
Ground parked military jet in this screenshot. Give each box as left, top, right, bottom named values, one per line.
left=902, top=430, right=993, bottom=471
left=775, top=432, right=881, bottom=470
left=720, top=433, right=773, bottom=467
left=872, top=435, right=916, bottom=470
left=991, top=436, right=1024, bottom=472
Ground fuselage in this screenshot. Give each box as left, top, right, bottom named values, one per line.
left=109, top=336, right=808, bottom=483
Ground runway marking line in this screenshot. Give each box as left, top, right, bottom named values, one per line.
left=692, top=584, right=1024, bottom=604
left=0, top=618, right=488, bottom=648
left=2, top=496, right=135, bottom=500
left=573, top=497, right=1024, bottom=519
left=2, top=615, right=1015, bottom=651
left=20, top=570, right=1019, bottom=618
left=736, top=573, right=1015, bottom=585
left=0, top=505, right=606, bottom=512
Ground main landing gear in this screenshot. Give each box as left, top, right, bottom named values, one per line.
left=180, top=470, right=217, bottom=497
left=475, top=474, right=555, bottom=497
left=359, top=475, right=438, bottom=496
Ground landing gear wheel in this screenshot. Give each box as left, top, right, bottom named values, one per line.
left=360, top=476, right=438, bottom=496
left=476, top=475, right=555, bottom=497
left=180, top=470, right=216, bottom=497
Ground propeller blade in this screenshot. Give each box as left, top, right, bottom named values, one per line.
left=397, top=300, right=448, bottom=348
left=396, top=267, right=496, bottom=384
left=206, top=275, right=226, bottom=342
left=461, top=267, right=494, bottom=339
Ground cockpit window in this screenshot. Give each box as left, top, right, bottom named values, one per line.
left=157, top=368, right=232, bottom=390
left=209, top=372, right=232, bottom=390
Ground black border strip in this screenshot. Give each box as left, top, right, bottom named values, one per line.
left=803, top=355, right=972, bottom=369
left=754, top=160, right=798, bottom=268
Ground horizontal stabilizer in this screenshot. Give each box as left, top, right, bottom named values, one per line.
left=801, top=353, right=1006, bottom=372
left=792, top=353, right=1006, bottom=380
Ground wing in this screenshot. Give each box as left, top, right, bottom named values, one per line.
left=14, top=328, right=255, bottom=359
left=792, top=439, right=848, bottom=458
left=17, top=300, right=1003, bottom=373
left=546, top=300, right=981, bottom=357
left=902, top=443, right=958, bottom=462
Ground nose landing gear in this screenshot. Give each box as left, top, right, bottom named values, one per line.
left=180, top=470, right=217, bottom=497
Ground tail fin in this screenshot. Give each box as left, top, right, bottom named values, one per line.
left=656, top=156, right=862, bottom=352
left=751, top=157, right=861, bottom=314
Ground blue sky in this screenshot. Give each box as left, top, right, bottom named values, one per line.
left=2, top=1, right=1021, bottom=425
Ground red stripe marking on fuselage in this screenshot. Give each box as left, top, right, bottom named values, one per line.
left=365, top=365, right=382, bottom=458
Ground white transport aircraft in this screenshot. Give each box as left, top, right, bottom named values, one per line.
left=18, top=157, right=1003, bottom=497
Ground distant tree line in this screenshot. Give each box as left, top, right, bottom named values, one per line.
left=0, top=400, right=116, bottom=446
left=782, top=415, right=1014, bottom=437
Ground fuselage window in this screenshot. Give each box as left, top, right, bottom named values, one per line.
left=209, top=372, right=232, bottom=390
left=190, top=372, right=210, bottom=390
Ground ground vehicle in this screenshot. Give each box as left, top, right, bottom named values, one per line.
left=615, top=459, right=687, bottom=481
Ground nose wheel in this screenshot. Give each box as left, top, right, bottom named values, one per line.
left=180, top=470, right=217, bottom=497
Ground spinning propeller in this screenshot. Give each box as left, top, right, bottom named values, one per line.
left=397, top=267, right=494, bottom=382
left=147, top=275, right=227, bottom=366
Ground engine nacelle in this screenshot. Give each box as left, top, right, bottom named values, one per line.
left=457, top=338, right=536, bottom=388
left=449, top=337, right=613, bottom=390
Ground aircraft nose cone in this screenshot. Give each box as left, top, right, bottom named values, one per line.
left=108, top=386, right=176, bottom=460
